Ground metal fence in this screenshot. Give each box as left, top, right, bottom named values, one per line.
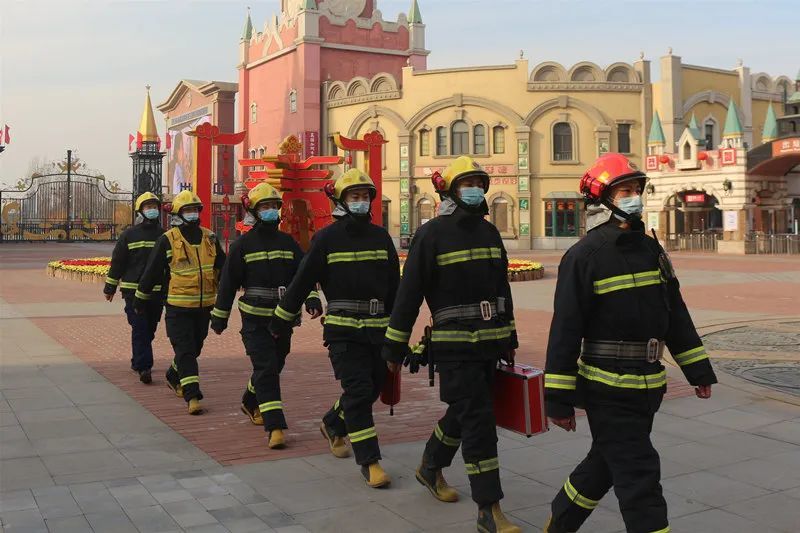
left=746, top=233, right=800, bottom=255
left=665, top=232, right=720, bottom=252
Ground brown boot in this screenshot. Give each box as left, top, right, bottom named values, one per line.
left=477, top=502, right=521, bottom=533
left=188, top=398, right=203, bottom=415
left=415, top=463, right=459, bottom=502
left=241, top=404, right=263, bottom=426
left=361, top=462, right=391, bottom=488
left=268, top=429, right=286, bottom=449
left=319, top=423, right=350, bottom=458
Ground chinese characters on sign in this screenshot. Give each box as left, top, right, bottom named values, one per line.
left=772, top=137, right=800, bottom=156
left=721, top=148, right=737, bottom=166
left=645, top=155, right=659, bottom=171
left=302, top=131, right=319, bottom=158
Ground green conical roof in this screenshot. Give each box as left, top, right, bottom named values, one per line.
left=648, top=111, right=666, bottom=145
left=303, top=0, right=317, bottom=9
left=761, top=104, right=778, bottom=142
left=242, top=9, right=253, bottom=41
left=687, top=113, right=702, bottom=140
left=723, top=99, right=743, bottom=138
left=788, top=91, right=800, bottom=104
left=408, top=0, right=422, bottom=23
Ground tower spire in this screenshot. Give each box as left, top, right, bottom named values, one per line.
left=409, top=0, right=422, bottom=23
left=761, top=103, right=778, bottom=143
left=722, top=99, right=743, bottom=139
left=648, top=111, right=666, bottom=145
left=138, top=85, right=159, bottom=143
left=241, top=6, right=253, bottom=41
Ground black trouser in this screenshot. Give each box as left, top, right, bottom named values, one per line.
left=423, top=359, right=503, bottom=507
left=123, top=295, right=163, bottom=372
left=550, top=378, right=667, bottom=533
left=240, top=313, right=291, bottom=431
left=165, top=306, right=211, bottom=402
left=322, top=342, right=387, bottom=466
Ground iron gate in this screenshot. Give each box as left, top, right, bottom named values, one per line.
left=1, top=169, right=133, bottom=243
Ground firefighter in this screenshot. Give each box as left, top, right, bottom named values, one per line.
left=209, top=183, right=322, bottom=449
left=382, top=156, right=521, bottom=533
left=135, top=190, right=226, bottom=416
left=269, top=169, right=400, bottom=489
left=543, top=153, right=717, bottom=533
left=103, top=192, right=165, bottom=384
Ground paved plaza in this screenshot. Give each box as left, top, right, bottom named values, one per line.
left=1, top=243, right=799, bottom=532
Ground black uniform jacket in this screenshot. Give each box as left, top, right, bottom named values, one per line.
left=135, top=224, right=226, bottom=309
left=382, top=207, right=518, bottom=363
left=104, top=220, right=165, bottom=298
left=272, top=216, right=400, bottom=346
left=211, top=222, right=319, bottom=320
left=544, top=221, right=717, bottom=418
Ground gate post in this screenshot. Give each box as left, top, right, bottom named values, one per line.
left=66, top=149, right=72, bottom=242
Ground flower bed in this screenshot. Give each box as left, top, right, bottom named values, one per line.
left=47, top=257, right=111, bottom=283
left=398, top=253, right=543, bottom=282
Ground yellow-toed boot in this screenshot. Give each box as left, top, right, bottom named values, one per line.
left=268, top=429, right=286, bottom=449
left=188, top=398, right=203, bottom=415
left=361, top=462, right=391, bottom=488
left=241, top=404, right=263, bottom=425
left=319, top=423, right=350, bottom=458
left=415, top=463, right=459, bottom=502
left=477, top=502, right=522, bottom=533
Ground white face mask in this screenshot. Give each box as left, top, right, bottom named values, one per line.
left=613, top=195, right=643, bottom=220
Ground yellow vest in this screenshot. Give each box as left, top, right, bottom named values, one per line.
left=165, top=227, right=218, bottom=308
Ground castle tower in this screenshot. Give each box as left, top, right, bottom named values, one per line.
left=761, top=103, right=778, bottom=144
left=130, top=86, right=164, bottom=197
left=722, top=99, right=744, bottom=149
left=647, top=111, right=666, bottom=155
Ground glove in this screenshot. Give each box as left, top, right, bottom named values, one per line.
left=500, top=349, right=516, bottom=367
left=403, top=343, right=428, bottom=374
left=210, top=316, right=228, bottom=335
left=133, top=297, right=147, bottom=314
left=305, top=298, right=323, bottom=318
left=269, top=317, right=292, bottom=339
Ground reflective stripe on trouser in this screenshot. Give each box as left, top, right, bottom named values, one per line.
left=164, top=307, right=211, bottom=402
left=423, top=360, right=503, bottom=506
left=123, top=296, right=163, bottom=371
left=240, top=314, right=290, bottom=431
left=550, top=377, right=668, bottom=533
left=322, top=342, right=386, bottom=466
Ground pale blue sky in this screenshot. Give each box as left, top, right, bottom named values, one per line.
left=1, top=0, right=797, bottom=188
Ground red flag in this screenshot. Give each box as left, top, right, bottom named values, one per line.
left=4, top=125, right=10, bottom=144
left=165, top=131, right=172, bottom=150
left=136, top=132, right=143, bottom=150
left=128, top=134, right=135, bottom=152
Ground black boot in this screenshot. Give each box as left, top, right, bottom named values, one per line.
left=415, top=462, right=459, bottom=502
left=139, top=369, right=152, bottom=384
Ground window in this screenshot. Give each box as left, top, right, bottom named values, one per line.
left=250, top=103, right=257, bottom=124
left=451, top=120, right=469, bottom=155
left=259, top=147, right=265, bottom=158
left=553, top=122, right=573, bottom=161
left=473, top=125, right=486, bottom=154
left=382, top=200, right=390, bottom=230
left=417, top=198, right=434, bottom=228
left=493, top=126, right=505, bottom=154
left=705, top=123, right=714, bottom=150
left=491, top=197, right=509, bottom=233
left=289, top=90, right=297, bottom=113
left=249, top=149, right=256, bottom=158
left=420, top=130, right=430, bottom=156
left=436, top=127, right=447, bottom=155
left=683, top=141, right=691, bottom=160
left=544, top=199, right=581, bottom=237
left=617, top=124, right=631, bottom=153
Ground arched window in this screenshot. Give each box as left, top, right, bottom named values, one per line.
left=250, top=102, right=257, bottom=124
left=259, top=147, right=266, bottom=158
left=491, top=197, right=509, bottom=233
left=553, top=122, right=573, bottom=161
left=473, top=125, right=486, bottom=154
left=436, top=127, right=447, bottom=155
left=683, top=141, right=691, bottom=160
left=493, top=126, right=506, bottom=154
left=704, top=122, right=715, bottom=149
left=419, top=130, right=430, bottom=156
left=417, top=198, right=434, bottom=228
left=451, top=120, right=469, bottom=155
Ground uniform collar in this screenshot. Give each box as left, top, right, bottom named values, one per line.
left=599, top=220, right=646, bottom=245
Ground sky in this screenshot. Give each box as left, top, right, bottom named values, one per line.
left=1, top=0, right=797, bottom=189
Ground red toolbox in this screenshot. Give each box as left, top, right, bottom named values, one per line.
left=493, top=363, right=548, bottom=437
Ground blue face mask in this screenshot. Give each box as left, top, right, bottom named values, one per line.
left=615, top=195, right=643, bottom=219
left=182, top=212, right=199, bottom=223
left=347, top=201, right=370, bottom=215
left=258, top=208, right=280, bottom=223
left=142, top=208, right=160, bottom=220
left=459, top=186, right=485, bottom=206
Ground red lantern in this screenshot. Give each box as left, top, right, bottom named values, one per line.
left=659, top=154, right=671, bottom=165
left=697, top=151, right=708, bottom=161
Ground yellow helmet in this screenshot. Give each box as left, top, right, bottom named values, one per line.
left=134, top=191, right=160, bottom=212
left=247, top=183, right=282, bottom=210
left=329, top=169, right=376, bottom=201
left=170, top=190, right=203, bottom=214
left=433, top=156, right=489, bottom=194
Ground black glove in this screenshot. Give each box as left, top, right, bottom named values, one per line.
left=403, top=343, right=428, bottom=374
left=305, top=297, right=323, bottom=316
left=499, top=349, right=516, bottom=367
left=210, top=316, right=227, bottom=335
left=269, top=317, right=292, bottom=339
left=133, top=297, right=147, bottom=314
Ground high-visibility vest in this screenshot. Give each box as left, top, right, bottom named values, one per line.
left=165, top=227, right=218, bottom=308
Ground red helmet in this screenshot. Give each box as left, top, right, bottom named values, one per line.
left=579, top=153, right=647, bottom=203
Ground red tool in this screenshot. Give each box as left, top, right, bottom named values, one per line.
left=380, top=367, right=402, bottom=416
left=493, top=363, right=548, bottom=437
